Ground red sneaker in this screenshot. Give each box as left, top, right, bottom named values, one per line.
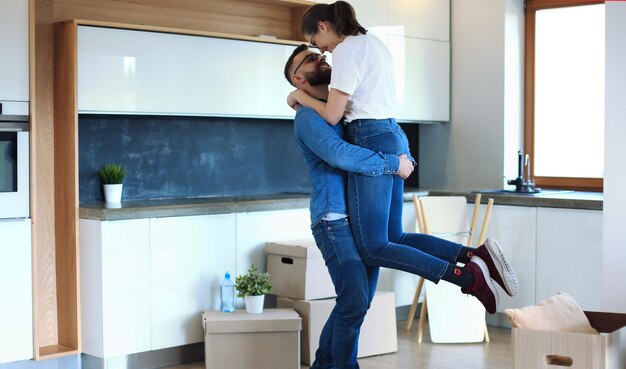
left=475, top=239, right=519, bottom=297
left=461, top=256, right=499, bottom=314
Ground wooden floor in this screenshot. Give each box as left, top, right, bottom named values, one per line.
left=165, top=322, right=513, bottom=369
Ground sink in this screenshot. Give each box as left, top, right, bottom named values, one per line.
left=476, top=189, right=575, bottom=196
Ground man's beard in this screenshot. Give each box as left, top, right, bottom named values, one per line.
left=305, top=63, right=331, bottom=86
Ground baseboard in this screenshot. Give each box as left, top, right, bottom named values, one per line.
left=82, top=344, right=204, bottom=369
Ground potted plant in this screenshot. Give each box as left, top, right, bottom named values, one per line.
left=99, top=163, right=126, bottom=205
left=235, top=265, right=272, bottom=314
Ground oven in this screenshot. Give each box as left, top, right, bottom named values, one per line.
left=0, top=114, right=29, bottom=219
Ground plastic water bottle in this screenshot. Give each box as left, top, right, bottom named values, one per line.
left=220, top=271, right=235, bottom=312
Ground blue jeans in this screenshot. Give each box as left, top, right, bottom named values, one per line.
left=311, top=218, right=379, bottom=369
left=345, top=118, right=463, bottom=282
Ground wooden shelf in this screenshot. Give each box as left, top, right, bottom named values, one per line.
left=38, top=345, right=80, bottom=359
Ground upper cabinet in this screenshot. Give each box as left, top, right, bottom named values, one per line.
left=78, top=26, right=298, bottom=119
left=388, top=0, right=450, bottom=41
left=0, top=0, right=29, bottom=107
left=346, top=0, right=450, bottom=42
left=318, top=0, right=451, bottom=122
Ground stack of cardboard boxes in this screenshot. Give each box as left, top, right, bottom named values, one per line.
left=266, top=238, right=398, bottom=366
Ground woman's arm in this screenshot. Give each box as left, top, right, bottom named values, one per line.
left=287, top=88, right=349, bottom=125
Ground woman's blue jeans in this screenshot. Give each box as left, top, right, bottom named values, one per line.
left=345, top=118, right=462, bottom=283
left=311, top=218, right=379, bottom=369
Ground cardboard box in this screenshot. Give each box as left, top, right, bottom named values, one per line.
left=202, top=309, right=302, bottom=369
left=277, top=291, right=398, bottom=365
left=512, top=311, right=626, bottom=369
left=265, top=238, right=336, bottom=300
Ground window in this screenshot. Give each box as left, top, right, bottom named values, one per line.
left=525, top=0, right=605, bottom=191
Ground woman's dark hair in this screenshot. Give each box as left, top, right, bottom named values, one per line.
left=284, top=44, right=310, bottom=86
left=301, top=1, right=367, bottom=38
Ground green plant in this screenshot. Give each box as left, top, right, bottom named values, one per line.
left=234, top=265, right=272, bottom=297
left=99, top=163, right=127, bottom=185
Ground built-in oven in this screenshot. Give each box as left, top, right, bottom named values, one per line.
left=0, top=114, right=29, bottom=219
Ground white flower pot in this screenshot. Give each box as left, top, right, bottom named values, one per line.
left=103, top=184, right=123, bottom=204
left=244, top=295, right=265, bottom=314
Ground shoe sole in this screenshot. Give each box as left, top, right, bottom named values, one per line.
left=485, top=238, right=519, bottom=297
left=472, top=256, right=499, bottom=314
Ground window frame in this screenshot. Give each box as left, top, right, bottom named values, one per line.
left=524, top=0, right=604, bottom=191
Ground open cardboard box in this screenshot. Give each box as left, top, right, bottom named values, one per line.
left=512, top=311, right=626, bottom=369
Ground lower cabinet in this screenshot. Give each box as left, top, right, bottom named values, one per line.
left=80, top=218, right=151, bottom=358
left=536, top=207, right=603, bottom=311
left=80, top=210, right=307, bottom=358
left=149, top=214, right=236, bottom=350
left=0, top=218, right=32, bottom=364
left=483, top=205, right=537, bottom=312
left=477, top=205, right=602, bottom=312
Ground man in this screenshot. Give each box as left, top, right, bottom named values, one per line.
left=284, top=44, right=415, bottom=369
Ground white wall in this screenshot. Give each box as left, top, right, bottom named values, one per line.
left=602, top=2, right=626, bottom=313
left=419, top=0, right=524, bottom=189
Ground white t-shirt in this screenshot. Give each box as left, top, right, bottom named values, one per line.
left=329, top=33, right=396, bottom=122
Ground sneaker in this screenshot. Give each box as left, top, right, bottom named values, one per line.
left=461, top=256, right=499, bottom=314
left=475, top=238, right=519, bottom=297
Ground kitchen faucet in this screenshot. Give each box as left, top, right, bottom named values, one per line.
left=507, top=150, right=538, bottom=193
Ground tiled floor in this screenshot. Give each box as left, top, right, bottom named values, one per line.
left=165, top=322, right=512, bottom=369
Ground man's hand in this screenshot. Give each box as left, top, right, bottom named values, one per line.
left=398, top=154, right=415, bottom=179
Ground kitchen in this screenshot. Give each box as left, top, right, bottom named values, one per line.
left=1, top=0, right=625, bottom=368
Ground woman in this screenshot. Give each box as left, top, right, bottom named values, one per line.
left=288, top=1, right=518, bottom=315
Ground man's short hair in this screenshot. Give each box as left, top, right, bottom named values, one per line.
left=284, top=44, right=310, bottom=86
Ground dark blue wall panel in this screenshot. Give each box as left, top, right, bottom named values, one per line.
left=78, top=115, right=311, bottom=202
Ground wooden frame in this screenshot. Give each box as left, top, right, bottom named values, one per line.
left=524, top=0, right=604, bottom=191
left=32, top=0, right=316, bottom=360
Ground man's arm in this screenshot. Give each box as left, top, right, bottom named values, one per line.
left=295, top=108, right=413, bottom=178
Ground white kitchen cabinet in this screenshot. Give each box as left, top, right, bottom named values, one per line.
left=149, top=214, right=236, bottom=350
left=480, top=205, right=537, bottom=312
left=79, top=219, right=151, bottom=358
left=0, top=219, right=32, bottom=364
left=0, top=0, right=29, bottom=105
left=389, top=0, right=450, bottom=41
left=77, top=26, right=297, bottom=119
left=388, top=35, right=450, bottom=123
left=326, top=0, right=449, bottom=41
left=536, top=208, right=603, bottom=311
left=345, top=0, right=390, bottom=33
left=235, top=208, right=311, bottom=275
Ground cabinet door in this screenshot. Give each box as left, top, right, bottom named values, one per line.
left=0, top=219, right=32, bottom=364
left=78, top=26, right=297, bottom=119
left=150, top=214, right=236, bottom=350
left=536, top=208, right=603, bottom=311
left=478, top=205, right=537, bottom=311
left=80, top=219, right=151, bottom=358
left=0, top=0, right=29, bottom=102
left=235, top=208, right=311, bottom=277
left=347, top=0, right=390, bottom=33
left=389, top=0, right=450, bottom=41
left=388, top=36, right=450, bottom=122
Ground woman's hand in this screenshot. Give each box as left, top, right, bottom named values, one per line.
left=287, top=89, right=306, bottom=110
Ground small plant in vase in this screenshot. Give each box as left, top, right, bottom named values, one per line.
left=235, top=265, right=272, bottom=314
left=99, top=163, right=126, bottom=205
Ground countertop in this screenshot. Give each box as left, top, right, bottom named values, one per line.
left=79, top=188, right=602, bottom=221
